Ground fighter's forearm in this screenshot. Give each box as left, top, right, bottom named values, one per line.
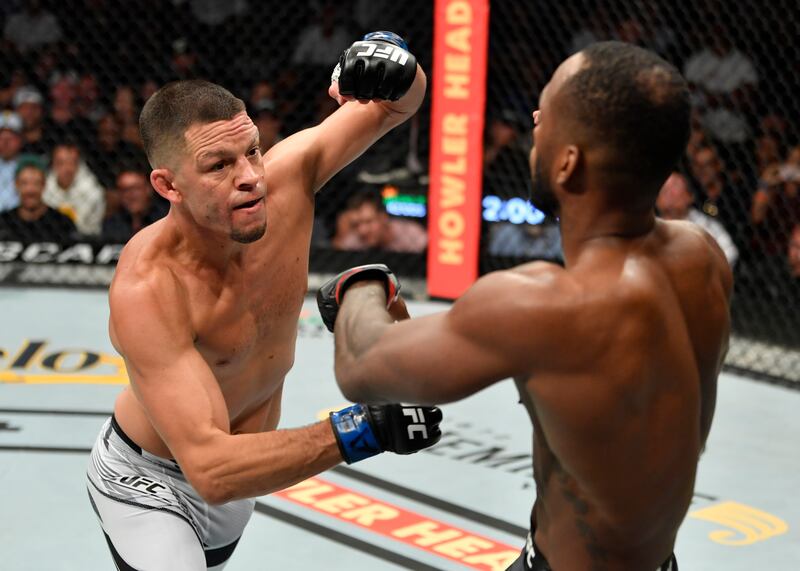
left=377, top=65, right=427, bottom=122
left=334, top=284, right=394, bottom=399
left=192, top=421, right=342, bottom=504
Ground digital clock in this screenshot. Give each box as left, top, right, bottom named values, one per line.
left=482, top=195, right=545, bottom=225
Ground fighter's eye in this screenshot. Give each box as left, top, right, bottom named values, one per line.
left=211, top=161, right=225, bottom=171
left=248, top=147, right=260, bottom=157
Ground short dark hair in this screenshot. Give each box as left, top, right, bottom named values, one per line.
left=139, top=80, right=246, bottom=168
left=561, top=41, right=690, bottom=194
left=345, top=189, right=386, bottom=213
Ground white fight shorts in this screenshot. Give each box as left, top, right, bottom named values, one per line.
left=86, top=416, right=255, bottom=570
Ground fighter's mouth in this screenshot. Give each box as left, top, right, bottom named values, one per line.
left=233, top=198, right=263, bottom=210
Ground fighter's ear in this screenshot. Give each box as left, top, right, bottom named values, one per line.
left=556, top=144, right=581, bottom=187
left=151, top=168, right=181, bottom=204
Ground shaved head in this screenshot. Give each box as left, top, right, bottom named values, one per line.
left=140, top=80, right=246, bottom=169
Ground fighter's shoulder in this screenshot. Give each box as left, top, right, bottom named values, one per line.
left=659, top=219, right=733, bottom=293
left=110, top=236, right=187, bottom=324
left=453, top=261, right=577, bottom=320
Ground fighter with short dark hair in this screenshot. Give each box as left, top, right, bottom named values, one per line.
left=86, top=32, right=442, bottom=570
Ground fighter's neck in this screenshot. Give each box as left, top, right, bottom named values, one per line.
left=165, top=211, right=247, bottom=271
left=558, top=206, right=656, bottom=266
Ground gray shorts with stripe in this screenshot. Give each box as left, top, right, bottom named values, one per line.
left=86, top=416, right=255, bottom=570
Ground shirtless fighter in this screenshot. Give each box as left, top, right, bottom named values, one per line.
left=86, top=32, right=442, bottom=570
left=318, top=42, right=733, bottom=570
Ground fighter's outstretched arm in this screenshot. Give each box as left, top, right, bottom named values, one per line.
left=332, top=265, right=570, bottom=404
left=264, top=34, right=426, bottom=195
left=110, top=270, right=342, bottom=505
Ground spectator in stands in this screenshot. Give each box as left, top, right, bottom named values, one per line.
left=683, top=27, right=757, bottom=144
left=789, top=224, right=800, bottom=278
left=13, top=86, right=49, bottom=158
left=685, top=110, right=711, bottom=158
left=102, top=165, right=167, bottom=243
left=86, top=114, right=145, bottom=190
left=291, top=3, right=350, bottom=67
left=332, top=190, right=427, bottom=253
left=251, top=97, right=284, bottom=153
left=0, top=157, right=76, bottom=242
left=112, top=85, right=143, bottom=148
left=3, top=0, right=62, bottom=54
left=0, top=111, right=24, bottom=212
left=487, top=221, right=563, bottom=261
left=43, top=142, right=105, bottom=236
left=750, top=161, right=800, bottom=257
left=690, top=145, right=750, bottom=251
left=0, top=69, right=28, bottom=110
left=657, top=172, right=738, bottom=267
left=46, top=73, right=93, bottom=150
left=74, top=73, right=105, bottom=123
left=753, top=133, right=783, bottom=176
left=483, top=108, right=531, bottom=197
left=169, top=37, right=204, bottom=81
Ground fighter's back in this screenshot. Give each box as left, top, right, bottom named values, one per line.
left=517, top=219, right=732, bottom=570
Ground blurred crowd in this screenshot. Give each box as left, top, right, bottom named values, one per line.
left=0, top=0, right=797, bottom=330
left=483, top=0, right=799, bottom=347
left=0, top=0, right=430, bottom=251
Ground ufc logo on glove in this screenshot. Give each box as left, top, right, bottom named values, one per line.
left=402, top=407, right=429, bottom=439
left=355, top=43, right=410, bottom=65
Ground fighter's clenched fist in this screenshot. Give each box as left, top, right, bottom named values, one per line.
left=331, top=31, right=417, bottom=102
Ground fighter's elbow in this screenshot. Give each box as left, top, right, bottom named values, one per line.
left=335, top=362, right=370, bottom=403
left=181, top=448, right=237, bottom=505
left=188, top=469, right=235, bottom=505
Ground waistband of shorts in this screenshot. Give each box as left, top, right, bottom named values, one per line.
left=522, top=526, right=677, bottom=571
left=110, top=414, right=182, bottom=472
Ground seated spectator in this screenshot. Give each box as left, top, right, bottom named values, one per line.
left=13, top=86, right=49, bottom=158
left=85, top=114, right=146, bottom=190
left=487, top=221, right=562, bottom=260
left=750, top=162, right=800, bottom=257
left=690, top=145, right=750, bottom=252
left=657, top=172, right=738, bottom=267
left=102, top=166, right=167, bottom=243
left=0, top=157, right=76, bottom=242
left=483, top=108, right=532, bottom=197
left=251, top=98, right=284, bottom=153
left=43, top=142, right=105, bottom=236
left=74, top=73, right=105, bottom=123
left=683, top=28, right=757, bottom=144
left=3, top=0, right=62, bottom=54
left=112, top=85, right=143, bottom=148
left=789, top=224, right=800, bottom=279
left=332, top=190, right=427, bottom=253
left=45, top=74, right=94, bottom=151
left=291, top=3, right=351, bottom=67
left=0, top=111, right=24, bottom=212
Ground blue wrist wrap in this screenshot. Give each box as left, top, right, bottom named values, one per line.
left=362, top=31, right=408, bottom=51
left=330, top=404, right=383, bottom=464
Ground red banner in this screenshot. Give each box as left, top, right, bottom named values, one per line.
left=427, top=0, right=490, bottom=299
left=275, top=477, right=519, bottom=570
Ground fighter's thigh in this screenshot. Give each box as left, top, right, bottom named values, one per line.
left=88, top=484, right=206, bottom=570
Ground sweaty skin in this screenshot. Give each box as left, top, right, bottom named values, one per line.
left=110, top=67, right=426, bottom=505
left=333, top=55, right=732, bottom=569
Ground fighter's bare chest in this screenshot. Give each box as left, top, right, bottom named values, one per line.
left=188, top=254, right=308, bottom=375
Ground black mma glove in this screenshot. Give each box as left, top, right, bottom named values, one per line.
left=316, top=263, right=400, bottom=332
left=332, top=31, right=417, bottom=101
left=330, top=403, right=443, bottom=464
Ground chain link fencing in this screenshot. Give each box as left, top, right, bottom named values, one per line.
left=0, top=0, right=796, bottom=383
